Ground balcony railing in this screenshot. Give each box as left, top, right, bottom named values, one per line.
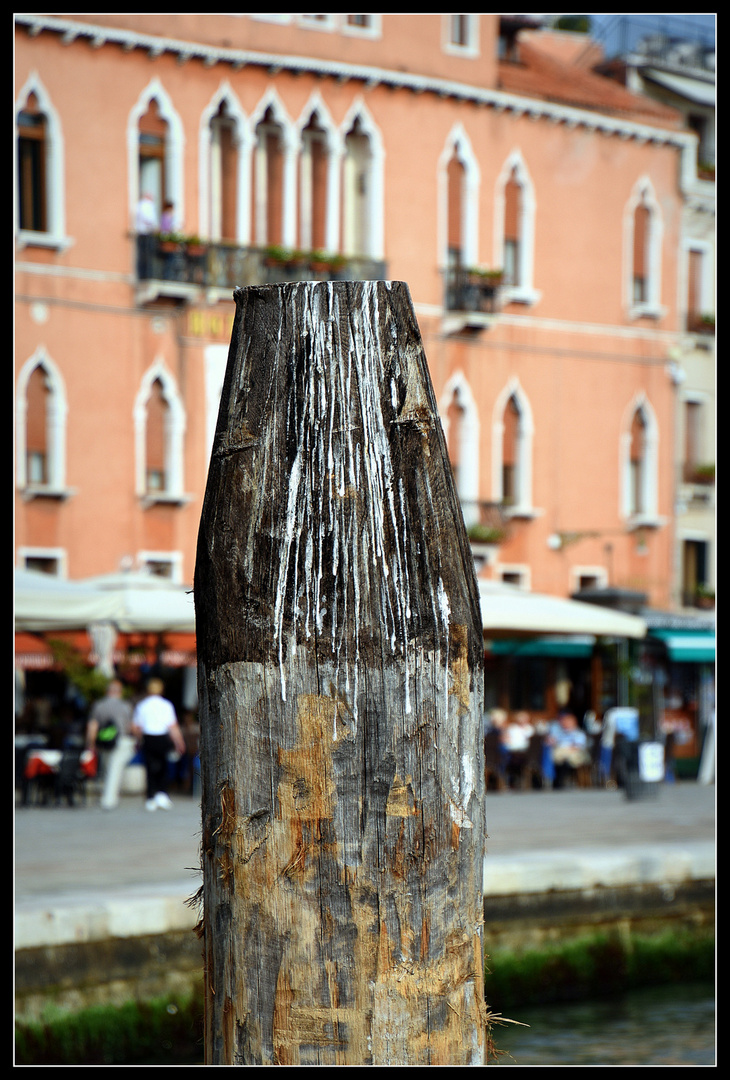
left=136, top=236, right=386, bottom=291
left=443, top=266, right=503, bottom=316
left=686, top=312, right=715, bottom=335
left=461, top=500, right=510, bottom=543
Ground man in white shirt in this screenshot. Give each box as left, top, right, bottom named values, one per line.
left=132, top=677, right=186, bottom=811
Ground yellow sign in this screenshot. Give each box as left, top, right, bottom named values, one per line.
left=186, top=309, right=235, bottom=342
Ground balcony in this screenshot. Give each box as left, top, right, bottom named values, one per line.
left=443, top=266, right=502, bottom=333
left=135, top=235, right=386, bottom=299
left=686, top=312, right=715, bottom=336
left=462, top=500, right=510, bottom=571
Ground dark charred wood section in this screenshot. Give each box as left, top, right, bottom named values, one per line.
left=194, top=280, right=486, bottom=1065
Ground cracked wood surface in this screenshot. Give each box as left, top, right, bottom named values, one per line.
left=194, top=281, right=486, bottom=1065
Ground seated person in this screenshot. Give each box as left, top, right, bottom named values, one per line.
left=501, top=711, right=535, bottom=784
left=547, top=712, right=590, bottom=789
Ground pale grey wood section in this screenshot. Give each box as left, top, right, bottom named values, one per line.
left=195, top=280, right=486, bottom=1065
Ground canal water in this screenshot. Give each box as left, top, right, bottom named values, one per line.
left=491, top=983, right=715, bottom=1066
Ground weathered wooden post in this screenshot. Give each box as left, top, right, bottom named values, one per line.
left=194, top=280, right=486, bottom=1065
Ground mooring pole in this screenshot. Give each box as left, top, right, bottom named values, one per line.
left=194, top=280, right=486, bottom=1065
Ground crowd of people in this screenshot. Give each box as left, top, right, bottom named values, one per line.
left=483, top=706, right=648, bottom=792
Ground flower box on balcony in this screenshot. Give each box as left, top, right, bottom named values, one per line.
left=467, top=524, right=505, bottom=545
left=466, top=267, right=503, bottom=287
left=310, top=250, right=347, bottom=274
left=158, top=233, right=184, bottom=254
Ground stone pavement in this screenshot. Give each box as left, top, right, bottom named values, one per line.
left=14, top=780, right=715, bottom=952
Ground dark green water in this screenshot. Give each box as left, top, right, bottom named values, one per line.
left=491, top=983, right=715, bottom=1066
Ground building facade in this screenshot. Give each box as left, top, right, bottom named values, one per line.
left=15, top=14, right=712, bottom=632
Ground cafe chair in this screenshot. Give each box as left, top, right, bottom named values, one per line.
left=54, top=747, right=89, bottom=807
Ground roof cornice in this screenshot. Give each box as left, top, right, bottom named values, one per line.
left=16, top=13, right=695, bottom=152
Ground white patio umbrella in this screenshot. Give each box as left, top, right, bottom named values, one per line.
left=80, top=571, right=196, bottom=634
left=478, top=579, right=647, bottom=639
left=14, top=568, right=114, bottom=632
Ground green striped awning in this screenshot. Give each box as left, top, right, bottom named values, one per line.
left=649, top=630, right=715, bottom=663
left=488, top=635, right=595, bottom=658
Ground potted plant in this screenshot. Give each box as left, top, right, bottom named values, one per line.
left=184, top=235, right=206, bottom=257
left=695, top=584, right=715, bottom=609
left=158, top=231, right=184, bottom=253
left=310, top=249, right=347, bottom=274
left=693, top=463, right=715, bottom=484
left=263, top=244, right=293, bottom=267
left=466, top=266, right=504, bottom=285
left=467, top=524, right=505, bottom=545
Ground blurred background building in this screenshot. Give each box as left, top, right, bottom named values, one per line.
left=15, top=14, right=714, bottom=758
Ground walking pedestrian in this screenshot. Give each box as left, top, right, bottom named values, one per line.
left=131, top=677, right=186, bottom=811
left=85, top=679, right=134, bottom=811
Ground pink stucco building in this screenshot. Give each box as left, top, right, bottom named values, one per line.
left=15, top=14, right=714, bottom=729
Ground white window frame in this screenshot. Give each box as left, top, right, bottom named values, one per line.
left=624, top=175, right=665, bottom=320
left=298, top=14, right=337, bottom=32
left=339, top=99, right=385, bottom=261
left=128, top=78, right=185, bottom=237
left=496, top=564, right=531, bottom=590
left=296, top=93, right=342, bottom=254
left=250, top=89, right=298, bottom=250
left=199, top=82, right=252, bottom=245
left=443, top=14, right=480, bottom=57
left=134, top=359, right=187, bottom=506
left=16, top=347, right=70, bottom=498
left=439, top=371, right=480, bottom=528
left=571, top=566, right=609, bottom=594
left=342, top=14, right=381, bottom=38
left=619, top=393, right=662, bottom=527
left=438, top=123, right=480, bottom=271
left=681, top=237, right=714, bottom=329
left=492, top=378, right=536, bottom=517
left=15, top=72, right=68, bottom=250
left=137, top=549, right=185, bottom=584
left=17, top=546, right=68, bottom=578
left=493, top=149, right=540, bottom=305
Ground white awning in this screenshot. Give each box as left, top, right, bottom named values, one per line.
left=478, top=580, right=647, bottom=639
left=14, top=568, right=196, bottom=634
left=643, top=67, right=715, bottom=107
left=14, top=569, right=116, bottom=632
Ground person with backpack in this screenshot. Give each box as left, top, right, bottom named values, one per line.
left=85, top=679, right=134, bottom=810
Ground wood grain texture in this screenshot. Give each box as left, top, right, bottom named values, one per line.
left=194, top=280, right=486, bottom=1065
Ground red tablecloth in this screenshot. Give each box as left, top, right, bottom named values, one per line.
left=24, top=748, right=98, bottom=779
